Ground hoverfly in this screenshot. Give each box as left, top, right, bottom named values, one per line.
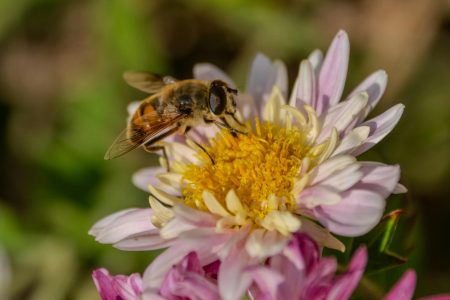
left=104, top=71, right=244, bottom=162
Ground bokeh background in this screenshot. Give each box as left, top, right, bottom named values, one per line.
left=0, top=0, right=449, bottom=299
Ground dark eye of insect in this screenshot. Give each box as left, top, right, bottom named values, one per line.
left=208, top=84, right=227, bottom=115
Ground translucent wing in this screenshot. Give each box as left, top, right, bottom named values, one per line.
left=104, top=108, right=185, bottom=160
left=123, top=71, right=178, bottom=94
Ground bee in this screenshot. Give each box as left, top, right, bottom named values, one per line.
left=104, top=71, right=244, bottom=161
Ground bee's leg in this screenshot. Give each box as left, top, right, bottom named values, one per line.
left=143, top=126, right=179, bottom=172
left=184, top=126, right=215, bottom=165
left=226, top=111, right=245, bottom=127
left=218, top=118, right=246, bottom=136
left=149, top=192, right=174, bottom=208
left=144, top=145, right=170, bottom=172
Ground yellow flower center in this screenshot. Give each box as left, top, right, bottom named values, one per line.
left=182, top=119, right=317, bottom=221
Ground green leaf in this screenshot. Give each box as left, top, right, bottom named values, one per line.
left=357, top=209, right=407, bottom=273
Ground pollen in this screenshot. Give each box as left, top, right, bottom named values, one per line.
left=182, top=119, right=314, bottom=221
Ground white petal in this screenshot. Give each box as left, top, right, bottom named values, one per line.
left=132, top=167, right=163, bottom=192
left=272, top=60, right=288, bottom=97
left=160, top=217, right=196, bottom=239
left=172, top=204, right=218, bottom=227
left=225, top=190, right=245, bottom=215
left=393, top=183, right=408, bottom=194
left=262, top=86, right=285, bottom=125
left=203, top=190, right=230, bottom=217
left=114, top=231, right=173, bottom=251
left=89, top=208, right=139, bottom=237
left=246, top=53, right=273, bottom=103
left=319, top=92, right=368, bottom=141
left=300, top=218, right=345, bottom=252
left=261, top=211, right=301, bottom=236
left=353, top=104, right=405, bottom=155
left=246, top=53, right=287, bottom=114
left=162, top=141, right=199, bottom=165
left=149, top=195, right=174, bottom=227
left=316, top=164, right=363, bottom=192
left=193, top=63, right=236, bottom=88
left=89, top=208, right=156, bottom=244
left=289, top=60, right=316, bottom=109
left=333, top=126, right=370, bottom=156
left=308, top=49, right=323, bottom=73
left=245, top=229, right=288, bottom=259
left=316, top=30, right=350, bottom=115
left=298, top=186, right=342, bottom=208
left=309, top=155, right=357, bottom=185
left=148, top=185, right=180, bottom=206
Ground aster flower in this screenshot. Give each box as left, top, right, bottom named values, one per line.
left=91, top=30, right=406, bottom=299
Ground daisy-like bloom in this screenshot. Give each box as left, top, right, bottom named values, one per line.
left=91, top=30, right=406, bottom=299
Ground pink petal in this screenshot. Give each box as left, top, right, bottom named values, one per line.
left=353, top=104, right=404, bottom=156
left=89, top=209, right=159, bottom=245
left=314, top=163, right=399, bottom=236
left=327, top=246, right=367, bottom=299
left=143, top=234, right=222, bottom=290
left=247, top=266, right=284, bottom=300
left=384, top=269, right=416, bottom=300
left=92, top=268, right=142, bottom=300
left=319, top=92, right=368, bottom=141
left=193, top=63, right=236, bottom=89
left=132, top=167, right=164, bottom=192
left=113, top=231, right=173, bottom=251
left=316, top=30, right=350, bottom=115
left=358, top=162, right=401, bottom=198
left=172, top=204, right=218, bottom=228
left=308, top=155, right=358, bottom=185
left=289, top=60, right=316, bottom=109
left=160, top=252, right=220, bottom=300
left=347, top=70, right=388, bottom=119
left=246, top=53, right=287, bottom=113
left=218, top=244, right=254, bottom=300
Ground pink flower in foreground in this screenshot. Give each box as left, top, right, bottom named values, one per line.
left=93, top=252, right=220, bottom=300
left=91, top=30, right=407, bottom=299
left=92, top=268, right=142, bottom=300
left=248, top=233, right=367, bottom=300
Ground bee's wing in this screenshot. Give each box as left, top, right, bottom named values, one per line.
left=104, top=109, right=185, bottom=160
left=123, top=71, right=178, bottom=94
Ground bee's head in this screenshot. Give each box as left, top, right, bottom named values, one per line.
left=208, top=80, right=238, bottom=116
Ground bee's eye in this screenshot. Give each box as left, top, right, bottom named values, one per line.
left=208, top=84, right=227, bottom=115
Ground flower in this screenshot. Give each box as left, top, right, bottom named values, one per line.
left=247, top=233, right=367, bottom=300
left=93, top=252, right=220, bottom=300
left=152, top=252, right=220, bottom=300
left=92, top=268, right=142, bottom=300
left=91, top=30, right=406, bottom=299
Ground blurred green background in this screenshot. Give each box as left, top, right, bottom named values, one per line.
left=0, top=0, right=449, bottom=299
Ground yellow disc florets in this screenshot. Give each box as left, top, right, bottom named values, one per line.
left=182, top=119, right=313, bottom=221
